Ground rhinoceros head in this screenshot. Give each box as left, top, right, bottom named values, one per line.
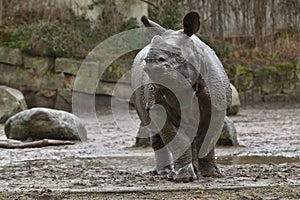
left=141, top=12, right=201, bottom=89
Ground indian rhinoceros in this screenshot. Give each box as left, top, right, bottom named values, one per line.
left=131, top=12, right=232, bottom=182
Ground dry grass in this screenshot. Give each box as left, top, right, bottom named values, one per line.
left=265, top=37, right=300, bottom=60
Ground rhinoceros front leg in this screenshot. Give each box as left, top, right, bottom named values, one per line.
left=150, top=134, right=173, bottom=175
left=158, top=121, right=197, bottom=182
left=147, top=103, right=196, bottom=182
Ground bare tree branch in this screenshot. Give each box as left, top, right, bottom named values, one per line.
left=0, top=0, right=2, bottom=25
left=140, top=0, right=158, bottom=9
left=0, top=139, right=75, bottom=149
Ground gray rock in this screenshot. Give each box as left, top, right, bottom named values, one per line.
left=5, top=108, right=87, bottom=141
left=55, top=58, right=82, bottom=75
left=55, top=89, right=72, bottom=112
left=0, top=65, right=26, bottom=87
left=227, top=84, right=241, bottom=115
left=96, top=81, right=132, bottom=100
left=217, top=116, right=239, bottom=146
left=263, top=94, right=291, bottom=102
left=296, top=57, right=300, bottom=80
left=34, top=90, right=57, bottom=108
left=25, top=69, right=58, bottom=91
left=0, top=86, right=27, bottom=123
left=24, top=56, right=51, bottom=76
left=73, top=61, right=102, bottom=94
left=0, top=47, right=23, bottom=65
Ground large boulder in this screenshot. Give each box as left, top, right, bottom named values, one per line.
left=227, top=84, right=241, bottom=116
left=5, top=108, right=87, bottom=141
left=217, top=116, right=239, bottom=146
left=0, top=86, right=27, bottom=123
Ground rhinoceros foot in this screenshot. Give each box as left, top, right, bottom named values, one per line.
left=167, top=163, right=197, bottom=183
left=157, top=165, right=173, bottom=175
left=150, top=165, right=173, bottom=176
left=198, top=160, right=223, bottom=178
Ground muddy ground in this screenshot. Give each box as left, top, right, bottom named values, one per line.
left=0, top=103, right=299, bottom=199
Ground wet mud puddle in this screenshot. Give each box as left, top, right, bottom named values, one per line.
left=217, top=155, right=300, bottom=165
left=97, top=152, right=300, bottom=172
left=96, top=154, right=300, bottom=171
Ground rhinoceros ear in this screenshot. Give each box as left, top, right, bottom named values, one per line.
left=141, top=16, right=166, bottom=35
left=183, top=12, right=200, bottom=36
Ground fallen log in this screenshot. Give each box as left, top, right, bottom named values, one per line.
left=0, top=139, right=75, bottom=149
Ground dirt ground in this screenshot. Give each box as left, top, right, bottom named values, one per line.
left=0, top=103, right=299, bottom=199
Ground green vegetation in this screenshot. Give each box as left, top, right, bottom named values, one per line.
left=199, top=36, right=235, bottom=59
left=253, top=63, right=296, bottom=88
left=149, top=0, right=184, bottom=30
left=274, top=63, right=296, bottom=78
left=102, top=62, right=127, bottom=81
left=233, top=65, right=254, bottom=91
left=224, top=65, right=255, bottom=91
left=0, top=9, right=138, bottom=58
left=0, top=15, right=93, bottom=57
left=276, top=26, right=299, bottom=39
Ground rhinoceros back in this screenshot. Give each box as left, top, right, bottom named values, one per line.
left=190, top=35, right=232, bottom=157
left=190, top=35, right=232, bottom=111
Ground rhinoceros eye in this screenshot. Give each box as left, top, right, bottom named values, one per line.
left=158, top=57, right=166, bottom=62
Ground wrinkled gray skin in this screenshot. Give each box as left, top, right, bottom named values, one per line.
left=131, top=12, right=232, bottom=182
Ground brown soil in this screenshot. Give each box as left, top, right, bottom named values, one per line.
left=0, top=104, right=299, bottom=199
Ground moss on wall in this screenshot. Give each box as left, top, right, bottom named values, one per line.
left=232, top=65, right=254, bottom=92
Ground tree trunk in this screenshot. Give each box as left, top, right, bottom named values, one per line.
left=217, top=0, right=223, bottom=38
left=254, top=0, right=267, bottom=51
left=0, top=0, right=3, bottom=25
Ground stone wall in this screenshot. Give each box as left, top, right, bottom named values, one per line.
left=0, top=47, right=299, bottom=111
left=0, top=46, right=129, bottom=112
left=226, top=62, right=300, bottom=103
